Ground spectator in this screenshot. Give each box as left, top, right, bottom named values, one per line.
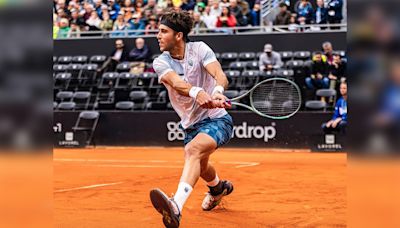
left=145, top=15, right=158, bottom=35
left=259, top=44, right=283, bottom=71
left=328, top=53, right=346, bottom=91
left=237, top=0, right=250, bottom=18
left=202, top=6, right=218, bottom=29
left=144, top=0, right=157, bottom=14
left=193, top=12, right=208, bottom=34
left=181, top=0, right=195, bottom=11
left=53, top=14, right=60, bottom=39
left=295, top=0, right=314, bottom=24
left=98, top=39, right=129, bottom=73
left=70, top=9, right=86, bottom=29
left=128, top=38, right=151, bottom=74
left=288, top=13, right=300, bottom=32
left=229, top=0, right=247, bottom=26
left=134, top=0, right=144, bottom=14
left=112, top=12, right=129, bottom=37
left=322, top=82, right=347, bottom=133
left=129, top=13, right=146, bottom=36
left=108, top=0, right=121, bottom=21
left=249, top=3, right=260, bottom=26
left=274, top=2, right=291, bottom=25
left=322, top=41, right=334, bottom=64
left=83, top=2, right=95, bottom=21
left=68, top=22, right=81, bottom=38
left=327, top=0, right=343, bottom=24
left=305, top=52, right=329, bottom=89
left=100, top=10, right=114, bottom=31
left=194, top=2, right=206, bottom=14
left=86, top=11, right=102, bottom=31
left=94, top=0, right=107, bottom=18
left=121, top=0, right=135, bottom=22
left=314, top=0, right=328, bottom=24
left=210, top=0, right=222, bottom=17
left=216, top=7, right=237, bottom=28
left=58, top=18, right=71, bottom=38
left=220, top=0, right=230, bottom=8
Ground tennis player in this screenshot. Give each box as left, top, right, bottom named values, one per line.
left=150, top=10, right=234, bottom=228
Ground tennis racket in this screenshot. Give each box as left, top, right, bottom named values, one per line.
left=226, top=77, right=302, bottom=119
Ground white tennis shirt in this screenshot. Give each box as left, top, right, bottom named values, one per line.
left=153, top=41, right=227, bottom=129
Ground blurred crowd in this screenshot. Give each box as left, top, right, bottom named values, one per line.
left=274, top=0, right=344, bottom=32
left=53, top=0, right=262, bottom=38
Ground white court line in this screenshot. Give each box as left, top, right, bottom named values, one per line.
left=54, top=182, right=124, bottom=193
left=95, top=164, right=182, bottom=168
left=54, top=158, right=260, bottom=169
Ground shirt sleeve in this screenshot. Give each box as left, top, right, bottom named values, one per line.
left=153, top=57, right=173, bottom=83
left=198, top=42, right=218, bottom=67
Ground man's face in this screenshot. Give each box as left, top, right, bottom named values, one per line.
left=317, top=0, right=324, bottom=7
left=157, top=24, right=178, bottom=52
left=315, top=54, right=322, bottom=62
left=229, top=0, right=237, bottom=8
left=136, top=39, right=144, bottom=49
left=115, top=40, right=124, bottom=49
left=280, top=5, right=287, bottom=13
left=71, top=11, right=79, bottom=19
left=333, top=55, right=341, bottom=64
left=148, top=0, right=156, bottom=6
left=340, top=84, right=347, bottom=96
left=324, top=44, right=333, bottom=54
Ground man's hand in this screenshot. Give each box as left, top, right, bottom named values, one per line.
left=326, top=120, right=334, bottom=128
left=328, top=74, right=337, bottom=80
left=195, top=90, right=214, bottom=108
left=317, top=73, right=323, bottom=79
left=212, top=93, right=232, bottom=109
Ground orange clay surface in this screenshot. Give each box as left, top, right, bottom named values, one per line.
left=54, top=147, right=346, bottom=227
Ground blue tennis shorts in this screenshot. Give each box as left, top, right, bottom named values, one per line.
left=181, top=114, right=233, bottom=147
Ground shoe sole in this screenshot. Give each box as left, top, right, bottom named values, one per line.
left=150, top=188, right=179, bottom=228
left=203, top=181, right=234, bottom=211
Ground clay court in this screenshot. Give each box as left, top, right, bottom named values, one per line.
left=54, top=147, right=346, bottom=227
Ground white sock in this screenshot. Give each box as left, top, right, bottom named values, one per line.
left=173, top=182, right=193, bottom=213
left=207, top=174, right=220, bottom=187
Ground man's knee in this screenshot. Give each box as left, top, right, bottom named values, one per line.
left=184, top=144, right=203, bottom=160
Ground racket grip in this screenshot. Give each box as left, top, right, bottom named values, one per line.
left=225, top=100, right=231, bottom=105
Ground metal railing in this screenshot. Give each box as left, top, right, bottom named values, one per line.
left=55, top=23, right=347, bottom=40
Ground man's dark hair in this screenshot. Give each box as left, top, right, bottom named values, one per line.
left=333, top=53, right=341, bottom=58
left=160, top=10, right=193, bottom=42
left=314, top=51, right=323, bottom=56
left=279, top=2, right=287, bottom=8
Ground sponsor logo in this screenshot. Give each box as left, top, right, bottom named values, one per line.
left=58, top=132, right=80, bottom=146
left=166, top=121, right=277, bottom=142
left=53, top=123, right=62, bottom=133
left=317, top=134, right=342, bottom=150
left=167, top=122, right=185, bottom=141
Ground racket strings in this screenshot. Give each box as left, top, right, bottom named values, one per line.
left=251, top=80, right=301, bottom=117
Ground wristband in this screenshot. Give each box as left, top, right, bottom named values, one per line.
left=212, top=85, right=224, bottom=95
left=189, top=86, right=203, bottom=99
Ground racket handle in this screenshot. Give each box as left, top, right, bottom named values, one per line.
left=225, top=100, right=232, bottom=105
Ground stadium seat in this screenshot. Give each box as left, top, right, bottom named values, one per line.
left=241, top=70, right=260, bottom=88
left=146, top=101, right=167, bottom=110
left=67, top=64, right=83, bottom=82
left=53, top=56, right=58, bottom=63
left=279, top=51, right=293, bottom=61
left=58, top=101, right=76, bottom=110
left=56, top=91, right=74, bottom=102
left=286, top=60, right=304, bottom=69
left=72, top=55, right=88, bottom=64
left=90, top=55, right=107, bottom=64
left=223, top=90, right=239, bottom=99
left=245, top=61, right=259, bottom=70
left=238, top=52, right=256, bottom=61
left=79, top=64, right=98, bottom=83
left=58, top=56, right=72, bottom=64
left=224, top=70, right=241, bottom=89
left=293, top=51, right=311, bottom=60
left=276, top=69, right=294, bottom=78
left=221, top=52, right=238, bottom=67
left=53, top=64, right=69, bottom=74
left=54, top=72, right=71, bottom=90
left=72, top=111, right=100, bottom=146
left=316, top=89, right=337, bottom=109
left=129, top=91, right=149, bottom=110
left=116, top=62, right=131, bottom=72
left=305, top=100, right=326, bottom=111
left=98, top=72, right=119, bottom=89
left=115, top=101, right=135, bottom=110
left=229, top=61, right=246, bottom=71
left=214, top=52, right=220, bottom=60
left=73, top=91, right=91, bottom=110
left=115, top=72, right=135, bottom=89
